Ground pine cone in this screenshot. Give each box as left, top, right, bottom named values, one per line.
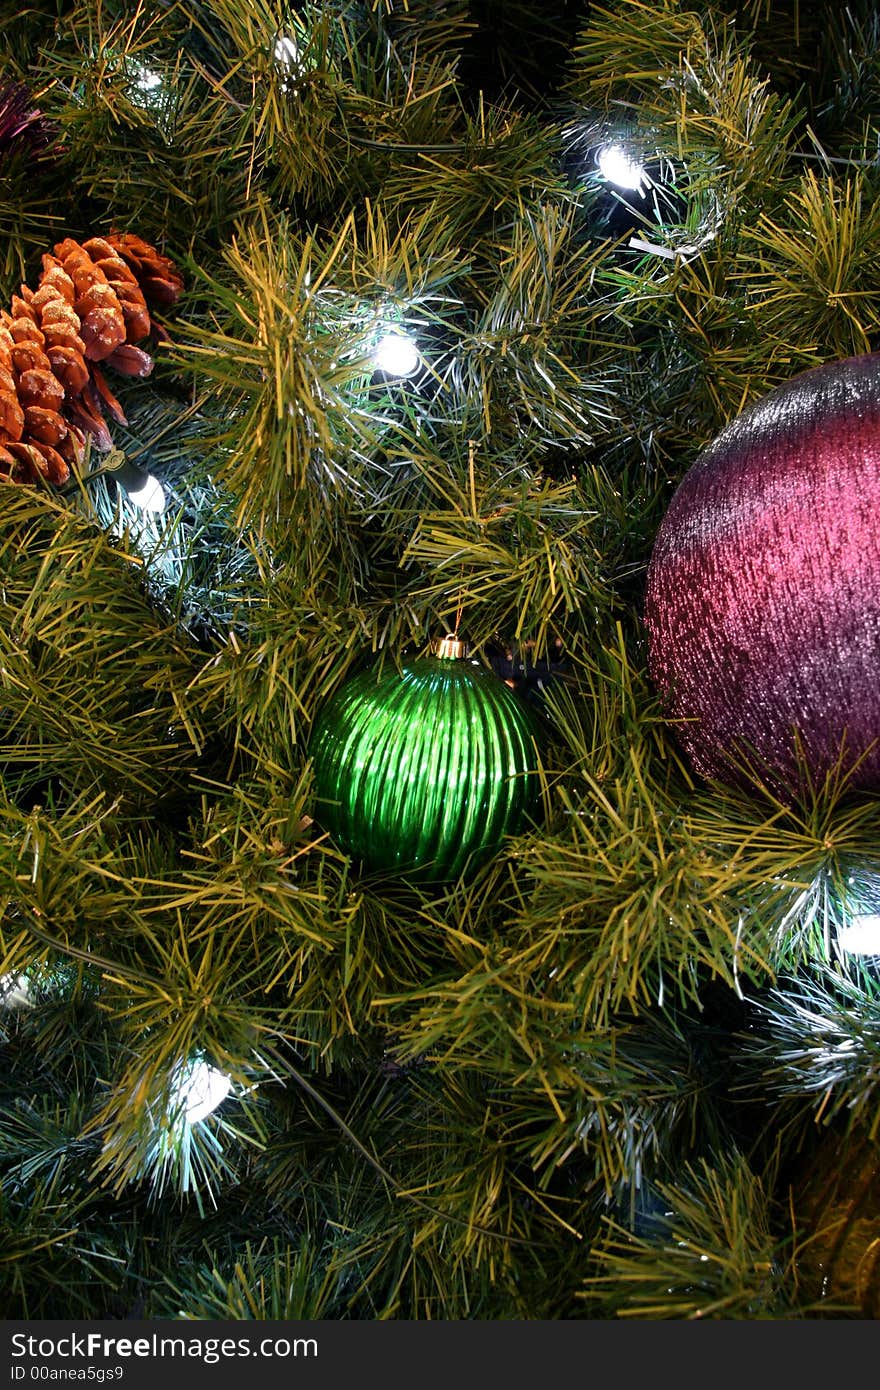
left=52, top=239, right=127, bottom=362
left=103, top=231, right=184, bottom=307
left=81, top=236, right=153, bottom=344
left=0, top=310, right=76, bottom=484
left=0, top=229, right=182, bottom=488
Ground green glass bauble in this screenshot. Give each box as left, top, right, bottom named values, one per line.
left=310, top=639, right=540, bottom=881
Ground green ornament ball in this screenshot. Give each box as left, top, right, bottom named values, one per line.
left=310, top=640, right=541, bottom=882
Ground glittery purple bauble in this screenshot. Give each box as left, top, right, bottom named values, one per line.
left=0, top=81, right=57, bottom=160
left=644, top=352, right=880, bottom=797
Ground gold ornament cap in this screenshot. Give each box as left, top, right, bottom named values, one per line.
left=433, top=634, right=470, bottom=661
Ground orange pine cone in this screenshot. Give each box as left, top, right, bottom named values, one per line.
left=103, top=231, right=184, bottom=307
left=0, top=228, right=182, bottom=487
left=82, top=236, right=153, bottom=342
left=0, top=313, right=76, bottom=484
left=51, top=239, right=127, bottom=363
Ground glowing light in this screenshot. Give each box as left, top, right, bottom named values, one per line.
left=597, top=144, right=646, bottom=192
left=123, top=60, right=173, bottom=135
left=132, top=64, right=162, bottom=92
left=274, top=34, right=300, bottom=66
left=373, top=331, right=419, bottom=377
left=0, top=972, right=30, bottom=1007
left=171, top=1058, right=231, bottom=1124
left=125, top=472, right=166, bottom=513
left=274, top=33, right=300, bottom=92
left=838, top=914, right=880, bottom=956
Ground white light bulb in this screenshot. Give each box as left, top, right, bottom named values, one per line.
left=597, top=143, right=646, bottom=192
left=373, top=331, right=419, bottom=377
left=133, top=65, right=162, bottom=92
left=274, top=34, right=300, bottom=67
left=172, top=1059, right=231, bottom=1124
left=125, top=473, right=166, bottom=513
left=124, top=61, right=171, bottom=134
left=0, top=972, right=30, bottom=1007
left=273, top=33, right=301, bottom=92
left=838, top=914, right=880, bottom=956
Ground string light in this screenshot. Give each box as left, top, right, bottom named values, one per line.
left=129, top=63, right=162, bottom=93
left=110, top=458, right=167, bottom=513
left=274, top=34, right=299, bottom=66
left=596, top=143, right=647, bottom=193
left=124, top=472, right=166, bottom=513
left=837, top=914, right=880, bottom=956
left=273, top=33, right=300, bottom=92
left=170, top=1057, right=231, bottom=1124
left=373, top=330, right=419, bottom=377
left=124, top=60, right=172, bottom=133
left=0, top=972, right=30, bottom=1008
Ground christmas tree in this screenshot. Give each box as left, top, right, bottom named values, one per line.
left=3, top=0, right=880, bottom=1321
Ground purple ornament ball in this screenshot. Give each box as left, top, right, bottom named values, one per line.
left=644, top=352, right=880, bottom=797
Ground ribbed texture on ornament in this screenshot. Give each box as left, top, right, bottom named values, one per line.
left=644, top=351, right=880, bottom=797
left=310, top=657, right=539, bottom=881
